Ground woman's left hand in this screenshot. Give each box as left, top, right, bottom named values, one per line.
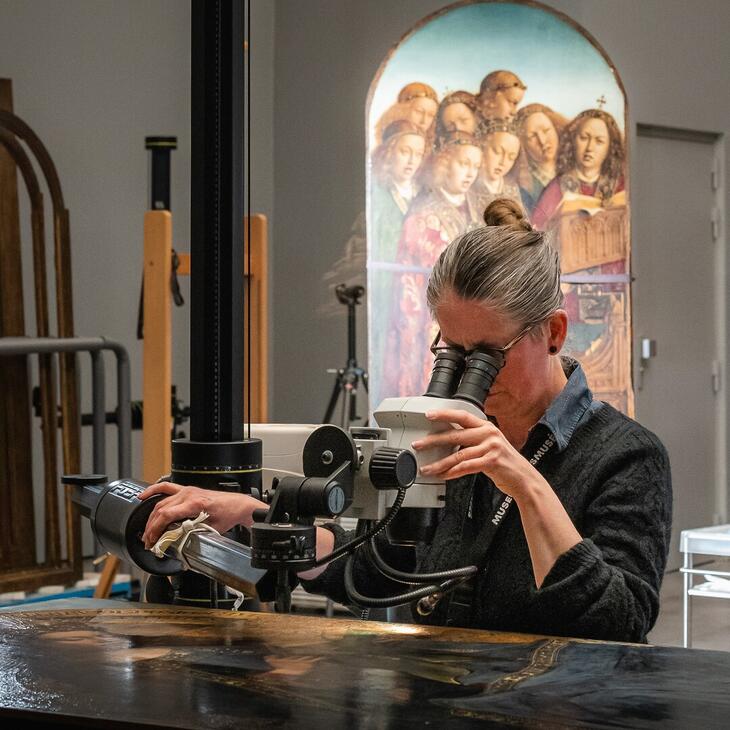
left=411, top=409, right=540, bottom=498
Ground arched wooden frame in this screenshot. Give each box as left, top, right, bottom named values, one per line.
left=0, top=106, right=82, bottom=591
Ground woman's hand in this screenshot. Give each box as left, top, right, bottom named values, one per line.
left=413, top=409, right=582, bottom=588
left=411, top=409, right=542, bottom=498
left=139, top=482, right=268, bottom=550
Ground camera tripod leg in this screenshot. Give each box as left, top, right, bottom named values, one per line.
left=348, top=381, right=358, bottom=423
left=323, top=370, right=344, bottom=424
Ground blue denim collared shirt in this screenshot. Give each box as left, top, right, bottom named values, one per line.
left=533, top=357, right=603, bottom=452
left=468, top=358, right=602, bottom=521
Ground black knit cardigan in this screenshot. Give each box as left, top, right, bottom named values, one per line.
left=301, top=403, right=673, bottom=644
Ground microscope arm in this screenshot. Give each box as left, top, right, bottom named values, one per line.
left=171, top=531, right=267, bottom=598
left=65, top=475, right=277, bottom=601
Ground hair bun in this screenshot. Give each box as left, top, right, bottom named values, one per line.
left=482, top=197, right=533, bottom=233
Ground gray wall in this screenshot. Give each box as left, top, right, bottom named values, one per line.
left=0, top=0, right=191, bottom=487
left=271, top=0, right=730, bottom=425
left=2, top=0, right=730, bottom=501
left=0, top=0, right=274, bottom=490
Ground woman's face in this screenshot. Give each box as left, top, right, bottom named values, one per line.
left=441, top=102, right=477, bottom=135
left=573, top=117, right=610, bottom=178
left=524, top=112, right=558, bottom=166
left=480, top=86, right=524, bottom=120
left=443, top=144, right=482, bottom=195
left=482, top=131, right=520, bottom=182
left=407, top=97, right=438, bottom=134
left=435, top=292, right=555, bottom=420
left=391, top=133, right=425, bottom=184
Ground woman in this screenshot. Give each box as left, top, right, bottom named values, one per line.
left=140, top=199, right=671, bottom=644
left=384, top=130, right=483, bottom=396
left=370, top=120, right=426, bottom=262
left=476, top=70, right=526, bottom=129
left=472, top=118, right=522, bottom=213
left=433, top=90, right=478, bottom=147
left=401, top=131, right=483, bottom=256
left=375, top=82, right=439, bottom=145
left=368, top=119, right=426, bottom=408
left=531, top=108, right=625, bottom=230
left=514, top=103, right=567, bottom=215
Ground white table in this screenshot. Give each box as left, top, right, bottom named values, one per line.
left=680, top=524, right=730, bottom=647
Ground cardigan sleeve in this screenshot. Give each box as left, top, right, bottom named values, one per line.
left=530, top=426, right=672, bottom=643
left=299, top=523, right=417, bottom=608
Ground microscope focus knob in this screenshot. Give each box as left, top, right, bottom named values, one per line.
left=369, top=447, right=417, bottom=490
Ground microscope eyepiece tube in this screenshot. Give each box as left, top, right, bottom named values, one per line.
left=453, top=350, right=505, bottom=409
left=424, top=347, right=465, bottom=399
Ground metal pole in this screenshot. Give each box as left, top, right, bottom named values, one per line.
left=0, top=335, right=112, bottom=355
left=90, top=350, right=106, bottom=475
left=107, top=341, right=132, bottom=478
left=347, top=300, right=356, bottom=366
left=683, top=550, right=693, bottom=648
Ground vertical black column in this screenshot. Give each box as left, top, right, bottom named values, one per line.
left=190, top=0, right=244, bottom=443
left=145, top=136, right=177, bottom=211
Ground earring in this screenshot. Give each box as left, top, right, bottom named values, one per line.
left=549, top=346, right=558, bottom=354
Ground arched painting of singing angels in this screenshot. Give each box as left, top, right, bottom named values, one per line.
left=366, top=0, right=632, bottom=414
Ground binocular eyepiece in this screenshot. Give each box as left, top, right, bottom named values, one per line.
left=424, top=346, right=505, bottom=409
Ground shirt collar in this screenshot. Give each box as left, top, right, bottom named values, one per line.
left=535, top=357, right=598, bottom=451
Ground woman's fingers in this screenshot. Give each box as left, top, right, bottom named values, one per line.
left=424, top=409, right=486, bottom=428
left=412, top=424, right=491, bottom=450
left=437, top=456, right=495, bottom=481
left=419, top=444, right=488, bottom=476
left=142, top=495, right=206, bottom=549
left=138, top=481, right=182, bottom=500
left=411, top=410, right=492, bottom=451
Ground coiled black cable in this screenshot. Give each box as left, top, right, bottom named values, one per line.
left=310, top=488, right=476, bottom=610
left=366, top=534, right=477, bottom=585
left=344, top=551, right=470, bottom=608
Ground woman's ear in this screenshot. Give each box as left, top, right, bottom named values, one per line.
left=547, top=309, right=568, bottom=354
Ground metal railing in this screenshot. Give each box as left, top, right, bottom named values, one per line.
left=0, top=336, right=132, bottom=477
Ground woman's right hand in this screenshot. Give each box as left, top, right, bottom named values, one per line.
left=139, top=482, right=268, bottom=550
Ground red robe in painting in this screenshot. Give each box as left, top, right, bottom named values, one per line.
left=531, top=174, right=625, bottom=231
left=380, top=188, right=482, bottom=398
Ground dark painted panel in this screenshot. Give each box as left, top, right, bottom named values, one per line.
left=1, top=602, right=728, bottom=729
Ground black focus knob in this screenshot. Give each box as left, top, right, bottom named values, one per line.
left=369, top=447, right=417, bottom=490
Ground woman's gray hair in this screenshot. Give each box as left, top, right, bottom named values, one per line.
left=426, top=199, right=563, bottom=328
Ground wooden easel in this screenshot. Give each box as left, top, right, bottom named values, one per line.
left=0, top=80, right=82, bottom=593
left=0, top=80, right=36, bottom=576
left=95, top=213, right=268, bottom=597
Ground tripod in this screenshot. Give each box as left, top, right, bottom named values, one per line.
left=323, top=284, right=369, bottom=428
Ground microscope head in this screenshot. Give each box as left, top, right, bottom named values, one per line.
left=345, top=342, right=506, bottom=531
left=246, top=339, right=507, bottom=544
